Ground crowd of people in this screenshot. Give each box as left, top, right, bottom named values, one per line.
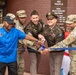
left=0, top=9, right=75, bottom=75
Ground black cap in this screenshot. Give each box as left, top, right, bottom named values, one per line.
left=3, top=16, right=15, bottom=25
left=46, top=12, right=58, bottom=20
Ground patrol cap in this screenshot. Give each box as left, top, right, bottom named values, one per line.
left=3, top=16, right=15, bottom=25
left=66, top=15, right=76, bottom=24
left=30, top=10, right=39, bottom=16
left=16, top=10, right=27, bottom=17
left=6, top=13, right=16, bottom=19
left=46, top=12, right=58, bottom=20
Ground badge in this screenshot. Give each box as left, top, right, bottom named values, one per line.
left=52, top=33, right=56, bottom=37
left=59, top=34, right=62, bottom=36
left=50, top=33, right=55, bottom=37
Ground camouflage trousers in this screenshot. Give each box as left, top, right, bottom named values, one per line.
left=17, top=50, right=25, bottom=75
left=70, top=51, right=76, bottom=75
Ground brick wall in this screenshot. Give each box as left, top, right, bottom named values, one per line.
left=6, top=0, right=76, bottom=75
left=67, top=0, right=76, bottom=15
left=6, top=0, right=50, bottom=25
left=6, top=0, right=76, bottom=24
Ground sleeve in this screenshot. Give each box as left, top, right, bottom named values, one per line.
left=17, top=30, right=26, bottom=40
left=24, top=23, right=32, bottom=34
left=49, top=28, right=76, bottom=50
left=23, top=39, right=37, bottom=50
left=23, top=39, right=34, bottom=46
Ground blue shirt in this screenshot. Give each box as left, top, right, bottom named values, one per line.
left=0, top=27, right=26, bottom=63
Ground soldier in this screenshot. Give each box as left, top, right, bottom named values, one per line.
left=44, top=14, right=76, bottom=75
left=61, top=32, right=71, bottom=75
left=38, top=12, right=64, bottom=75
left=7, top=10, right=27, bottom=75
left=24, top=10, right=44, bottom=75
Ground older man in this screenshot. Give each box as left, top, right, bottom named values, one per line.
left=38, top=12, right=64, bottom=75
left=44, top=14, right=76, bottom=75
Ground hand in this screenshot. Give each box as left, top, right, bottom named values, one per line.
left=38, top=48, right=49, bottom=54
left=42, top=48, right=49, bottom=54
left=38, top=49, right=43, bottom=54
left=37, top=40, right=43, bottom=45
left=33, top=42, right=41, bottom=48
left=38, top=34, right=45, bottom=41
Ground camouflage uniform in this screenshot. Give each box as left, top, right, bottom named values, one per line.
left=49, top=15, right=76, bottom=75
left=16, top=10, right=27, bottom=75
left=15, top=20, right=25, bottom=75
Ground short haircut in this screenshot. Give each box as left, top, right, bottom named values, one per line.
left=30, top=10, right=39, bottom=16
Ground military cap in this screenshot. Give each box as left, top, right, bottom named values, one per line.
left=46, top=12, right=58, bottom=20
left=3, top=16, right=15, bottom=25
left=16, top=10, right=27, bottom=17
left=66, top=14, right=76, bottom=24
left=6, top=13, right=16, bottom=19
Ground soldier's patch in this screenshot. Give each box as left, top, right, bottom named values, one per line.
left=59, top=34, right=62, bottom=36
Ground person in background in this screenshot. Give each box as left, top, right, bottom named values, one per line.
left=44, top=14, right=76, bottom=75
left=38, top=12, right=64, bottom=75
left=16, top=10, right=27, bottom=75
left=24, top=10, right=44, bottom=75
left=61, top=31, right=71, bottom=75
left=0, top=15, right=41, bottom=75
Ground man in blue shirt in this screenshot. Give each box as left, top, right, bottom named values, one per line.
left=0, top=16, right=41, bottom=75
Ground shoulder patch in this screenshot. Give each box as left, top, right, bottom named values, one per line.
left=59, top=33, right=62, bottom=36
